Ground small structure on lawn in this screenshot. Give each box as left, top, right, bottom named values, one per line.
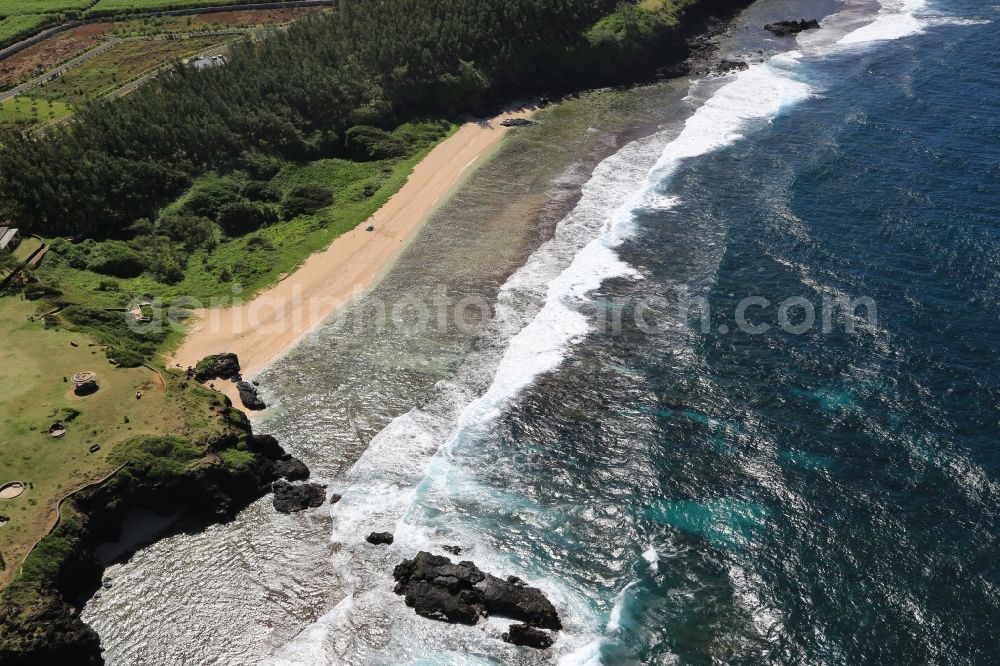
left=71, top=371, right=99, bottom=396
left=189, top=54, right=227, bottom=71
left=129, top=300, right=153, bottom=323
left=0, top=226, right=21, bottom=252
left=0, top=482, right=25, bottom=500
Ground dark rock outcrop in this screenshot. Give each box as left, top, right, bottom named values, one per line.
left=273, top=455, right=309, bottom=481
left=193, top=353, right=241, bottom=382
left=502, top=623, right=554, bottom=649
left=480, top=574, right=562, bottom=630
left=764, top=19, right=820, bottom=36
left=714, top=59, right=748, bottom=74
left=73, top=379, right=99, bottom=396
left=247, top=433, right=283, bottom=458
left=366, top=531, right=394, bottom=545
left=392, top=552, right=561, bottom=632
left=500, top=118, right=534, bottom=127
left=236, top=381, right=266, bottom=411
left=272, top=480, right=325, bottom=513
left=0, top=597, right=103, bottom=665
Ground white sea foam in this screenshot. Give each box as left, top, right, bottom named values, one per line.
left=606, top=581, right=638, bottom=633
left=559, top=641, right=605, bottom=666
left=274, top=40, right=816, bottom=666
left=265, top=595, right=354, bottom=666
left=837, top=0, right=927, bottom=45
left=922, top=16, right=992, bottom=26
left=642, top=544, right=660, bottom=570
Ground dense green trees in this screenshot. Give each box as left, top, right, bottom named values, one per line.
left=217, top=201, right=275, bottom=235
left=281, top=184, right=333, bottom=219
left=344, top=126, right=407, bottom=161
left=0, top=0, right=710, bottom=238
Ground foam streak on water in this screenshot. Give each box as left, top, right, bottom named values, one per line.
left=267, top=55, right=815, bottom=665
left=837, top=0, right=927, bottom=45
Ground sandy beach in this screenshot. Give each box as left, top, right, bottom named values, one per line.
left=171, top=110, right=533, bottom=403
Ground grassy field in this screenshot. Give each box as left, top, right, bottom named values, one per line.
left=33, top=35, right=231, bottom=103
left=0, top=34, right=230, bottom=130
left=0, top=0, right=95, bottom=16
left=0, top=0, right=301, bottom=50
left=1, top=6, right=317, bottom=91
left=0, top=14, right=53, bottom=45
left=111, top=5, right=323, bottom=35
left=86, top=0, right=296, bottom=15
left=0, top=23, right=113, bottom=90
left=11, top=236, right=43, bottom=262
left=0, top=295, right=228, bottom=585
left=0, top=94, right=72, bottom=130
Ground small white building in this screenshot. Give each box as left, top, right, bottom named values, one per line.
left=189, top=55, right=228, bottom=71
left=0, top=226, right=21, bottom=252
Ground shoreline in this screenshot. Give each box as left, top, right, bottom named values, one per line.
left=170, top=109, right=534, bottom=403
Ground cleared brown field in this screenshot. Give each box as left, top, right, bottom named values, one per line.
left=120, top=5, right=325, bottom=31
left=0, top=22, right=114, bottom=90
left=0, top=7, right=323, bottom=90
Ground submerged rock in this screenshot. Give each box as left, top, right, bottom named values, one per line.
left=392, top=551, right=561, bottom=631
left=764, top=19, right=821, bottom=36
left=194, top=353, right=241, bottom=382
left=236, top=381, right=266, bottom=411
left=366, top=531, right=394, bottom=545
left=502, top=623, right=554, bottom=649
left=272, top=480, right=325, bottom=513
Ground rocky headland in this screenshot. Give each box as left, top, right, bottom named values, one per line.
left=0, top=402, right=307, bottom=665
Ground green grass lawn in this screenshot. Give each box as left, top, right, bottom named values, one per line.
left=0, top=95, right=72, bottom=131
left=0, top=295, right=234, bottom=586
left=87, top=0, right=284, bottom=14
left=0, top=14, right=53, bottom=46
left=11, top=237, right=42, bottom=263
left=110, top=7, right=322, bottom=37
left=0, top=0, right=95, bottom=16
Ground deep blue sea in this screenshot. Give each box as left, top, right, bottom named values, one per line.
left=83, top=0, right=999, bottom=663
left=576, top=0, right=1000, bottom=661
left=392, top=0, right=1000, bottom=662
